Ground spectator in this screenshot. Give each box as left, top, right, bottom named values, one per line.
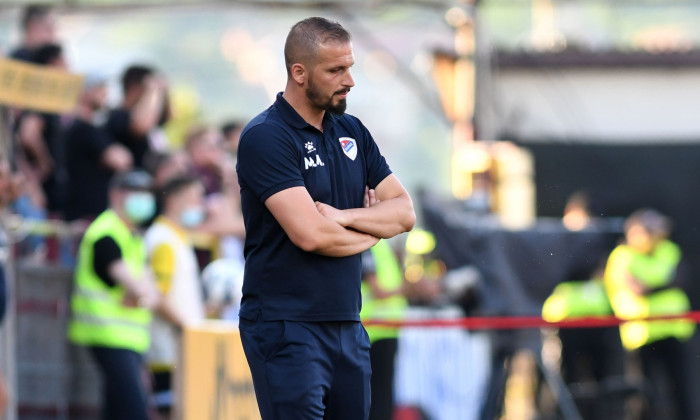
left=13, top=42, right=70, bottom=255
left=144, top=174, right=206, bottom=418
left=67, top=170, right=161, bottom=420
left=220, top=120, right=244, bottom=157
left=184, top=126, right=231, bottom=196
left=184, top=126, right=243, bottom=267
left=106, top=65, right=170, bottom=169
left=15, top=42, right=69, bottom=216
left=604, top=209, right=695, bottom=420
left=64, top=73, right=133, bottom=222
left=144, top=151, right=191, bottom=189
left=9, top=5, right=57, bottom=62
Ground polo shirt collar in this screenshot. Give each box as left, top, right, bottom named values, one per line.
left=275, top=92, right=336, bottom=132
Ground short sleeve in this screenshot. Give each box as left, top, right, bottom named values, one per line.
left=76, top=124, right=112, bottom=160
left=106, top=109, right=131, bottom=140
left=150, top=243, right=175, bottom=294
left=93, top=236, right=122, bottom=288
left=237, top=124, right=305, bottom=202
left=357, top=120, right=392, bottom=189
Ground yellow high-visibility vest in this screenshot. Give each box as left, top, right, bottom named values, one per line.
left=604, top=240, right=694, bottom=350
left=361, top=240, right=407, bottom=343
left=68, top=210, right=152, bottom=353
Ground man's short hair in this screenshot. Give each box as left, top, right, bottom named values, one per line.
left=121, top=64, right=154, bottom=93
left=22, top=5, right=52, bottom=30
left=110, top=170, right=153, bottom=191
left=221, top=121, right=243, bottom=137
left=157, top=174, right=201, bottom=206
left=284, top=17, right=351, bottom=76
left=184, top=125, right=212, bottom=151
left=625, top=208, right=672, bottom=237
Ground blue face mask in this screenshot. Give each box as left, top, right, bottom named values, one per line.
left=180, top=206, right=206, bottom=228
left=124, top=192, right=156, bottom=223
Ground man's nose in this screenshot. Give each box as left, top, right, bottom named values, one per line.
left=344, top=69, right=355, bottom=88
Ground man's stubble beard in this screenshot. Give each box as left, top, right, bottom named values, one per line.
left=306, top=77, right=347, bottom=115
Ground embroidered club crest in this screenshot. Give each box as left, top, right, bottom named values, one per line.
left=339, top=137, right=357, bottom=161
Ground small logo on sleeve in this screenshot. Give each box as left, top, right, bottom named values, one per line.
left=339, top=137, right=357, bottom=161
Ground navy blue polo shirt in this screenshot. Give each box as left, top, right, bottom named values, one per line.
left=237, top=93, right=392, bottom=322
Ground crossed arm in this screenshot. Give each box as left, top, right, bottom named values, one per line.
left=265, top=174, right=415, bottom=258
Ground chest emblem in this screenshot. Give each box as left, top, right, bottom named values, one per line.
left=304, top=141, right=316, bottom=154
left=339, top=137, right=357, bottom=161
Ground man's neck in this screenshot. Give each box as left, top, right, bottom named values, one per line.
left=76, top=104, right=94, bottom=122
left=282, top=89, right=325, bottom=131
left=112, top=207, right=136, bottom=232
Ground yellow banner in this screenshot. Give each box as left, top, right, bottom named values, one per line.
left=0, top=57, right=82, bottom=113
left=181, top=322, right=260, bottom=420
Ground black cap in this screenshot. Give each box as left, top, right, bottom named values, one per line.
left=110, top=170, right=153, bottom=191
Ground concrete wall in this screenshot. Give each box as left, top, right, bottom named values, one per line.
left=482, top=67, right=700, bottom=142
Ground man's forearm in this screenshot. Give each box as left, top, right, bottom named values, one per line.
left=342, top=194, right=415, bottom=239
left=313, top=228, right=380, bottom=257
left=157, top=299, right=185, bottom=329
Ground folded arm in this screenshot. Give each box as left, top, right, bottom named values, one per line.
left=316, top=174, right=416, bottom=239
left=265, top=186, right=379, bottom=257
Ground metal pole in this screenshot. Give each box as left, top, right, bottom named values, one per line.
left=0, top=105, right=17, bottom=420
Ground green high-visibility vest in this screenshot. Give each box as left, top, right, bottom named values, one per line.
left=542, top=279, right=613, bottom=323
left=361, top=240, right=407, bottom=343
left=605, top=240, right=694, bottom=350
left=67, top=210, right=152, bottom=353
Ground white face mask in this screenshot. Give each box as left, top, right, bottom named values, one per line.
left=92, top=108, right=108, bottom=125
left=124, top=192, right=156, bottom=223
left=179, top=206, right=206, bottom=228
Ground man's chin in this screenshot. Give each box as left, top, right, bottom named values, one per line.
left=328, top=99, right=347, bottom=115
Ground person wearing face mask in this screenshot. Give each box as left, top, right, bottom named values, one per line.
left=143, top=174, right=206, bottom=418
left=67, top=170, right=161, bottom=420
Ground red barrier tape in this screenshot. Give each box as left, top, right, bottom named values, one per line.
left=363, top=311, right=700, bottom=330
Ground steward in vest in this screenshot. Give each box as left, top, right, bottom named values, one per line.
left=360, top=239, right=407, bottom=420
left=68, top=170, right=161, bottom=420
left=604, top=209, right=695, bottom=420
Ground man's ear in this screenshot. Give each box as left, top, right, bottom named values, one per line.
left=290, top=63, right=307, bottom=85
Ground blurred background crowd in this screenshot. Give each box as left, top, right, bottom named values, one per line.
left=2, top=1, right=700, bottom=420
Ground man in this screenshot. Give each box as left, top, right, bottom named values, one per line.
left=144, top=174, right=206, bottom=418
left=106, top=65, right=169, bottom=169
left=221, top=120, right=244, bottom=156
left=236, top=17, right=415, bottom=420
left=184, top=126, right=230, bottom=196
left=15, top=43, right=69, bottom=215
left=67, top=170, right=161, bottom=420
left=604, top=209, right=694, bottom=420
left=9, top=5, right=58, bottom=62
left=64, top=74, right=133, bottom=221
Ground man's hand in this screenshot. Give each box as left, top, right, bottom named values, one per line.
left=626, top=274, right=648, bottom=296
left=316, top=186, right=380, bottom=226
left=315, top=201, right=350, bottom=227
left=110, top=261, right=161, bottom=309
left=363, top=186, right=380, bottom=208
left=102, top=144, right=133, bottom=172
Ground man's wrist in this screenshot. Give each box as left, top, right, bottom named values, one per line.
left=342, top=208, right=358, bottom=228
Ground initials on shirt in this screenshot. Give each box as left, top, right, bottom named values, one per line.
left=304, top=154, right=326, bottom=170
